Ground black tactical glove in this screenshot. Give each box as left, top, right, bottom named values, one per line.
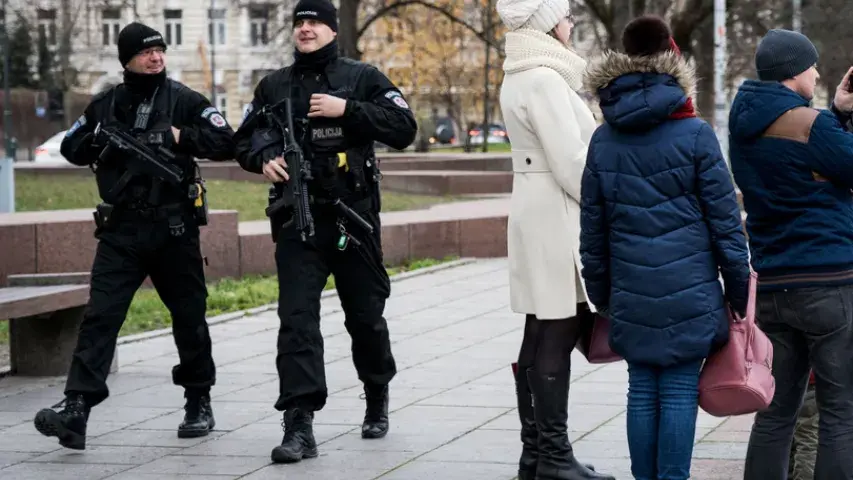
left=251, top=128, right=283, bottom=164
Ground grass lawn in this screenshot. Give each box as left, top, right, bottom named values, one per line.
left=428, top=142, right=512, bottom=154
left=0, top=256, right=458, bottom=343
left=14, top=173, right=460, bottom=221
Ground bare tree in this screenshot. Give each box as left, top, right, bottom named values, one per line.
left=802, top=0, right=853, bottom=105
left=338, top=0, right=503, bottom=60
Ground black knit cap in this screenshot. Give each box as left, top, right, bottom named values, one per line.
left=118, top=22, right=167, bottom=67
left=292, top=0, right=338, bottom=32
left=755, top=29, right=818, bottom=81
left=622, top=15, right=673, bottom=56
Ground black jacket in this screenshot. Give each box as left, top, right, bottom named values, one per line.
left=234, top=56, right=418, bottom=175
left=61, top=77, right=235, bottom=205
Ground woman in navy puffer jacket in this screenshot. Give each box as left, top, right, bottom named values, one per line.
left=579, top=16, right=751, bottom=480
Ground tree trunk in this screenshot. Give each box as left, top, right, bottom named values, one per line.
left=692, top=17, right=715, bottom=122
left=338, top=0, right=362, bottom=60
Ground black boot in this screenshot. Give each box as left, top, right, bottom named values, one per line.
left=527, top=369, right=615, bottom=480
left=361, top=383, right=389, bottom=439
left=271, top=408, right=318, bottom=463
left=33, top=393, right=90, bottom=450
left=515, top=365, right=538, bottom=480
left=177, top=393, right=215, bottom=438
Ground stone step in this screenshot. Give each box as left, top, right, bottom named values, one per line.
left=381, top=170, right=512, bottom=196
left=378, top=156, right=510, bottom=172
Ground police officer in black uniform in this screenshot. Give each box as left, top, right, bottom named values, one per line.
left=32, top=22, right=236, bottom=450
left=233, top=0, right=417, bottom=464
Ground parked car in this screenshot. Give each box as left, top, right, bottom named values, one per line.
left=467, top=123, right=509, bottom=145
left=430, top=117, right=458, bottom=145
left=32, top=130, right=68, bottom=165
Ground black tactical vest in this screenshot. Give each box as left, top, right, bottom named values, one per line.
left=275, top=59, right=378, bottom=204
left=92, top=80, right=194, bottom=207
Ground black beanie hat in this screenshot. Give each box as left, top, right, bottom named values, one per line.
left=292, top=0, right=338, bottom=32
left=118, top=22, right=167, bottom=67
left=755, top=29, right=818, bottom=81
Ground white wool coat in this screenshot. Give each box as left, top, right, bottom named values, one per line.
left=499, top=28, right=598, bottom=320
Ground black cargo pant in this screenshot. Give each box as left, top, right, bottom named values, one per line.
left=273, top=205, right=396, bottom=412
left=744, top=285, right=853, bottom=480
left=64, top=212, right=216, bottom=408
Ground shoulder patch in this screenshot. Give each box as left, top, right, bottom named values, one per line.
left=242, top=103, right=254, bottom=122
left=200, top=106, right=218, bottom=119
left=208, top=112, right=228, bottom=128
left=384, top=90, right=409, bottom=109
left=66, top=115, right=86, bottom=137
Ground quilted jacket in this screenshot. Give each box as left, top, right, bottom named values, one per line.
left=580, top=51, right=751, bottom=367
left=729, top=80, right=853, bottom=291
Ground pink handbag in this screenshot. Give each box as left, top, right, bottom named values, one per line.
left=698, top=270, right=775, bottom=417
left=575, top=308, right=622, bottom=364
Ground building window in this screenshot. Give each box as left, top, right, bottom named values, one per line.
left=217, top=95, right=227, bottom=119
left=101, top=8, right=122, bottom=46
left=36, top=9, right=57, bottom=46
left=164, top=9, right=182, bottom=46
left=249, top=6, right=270, bottom=46
left=208, top=8, right=227, bottom=46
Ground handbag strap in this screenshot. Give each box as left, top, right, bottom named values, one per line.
left=742, top=270, right=759, bottom=363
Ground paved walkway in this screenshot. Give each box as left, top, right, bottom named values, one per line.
left=0, top=258, right=751, bottom=479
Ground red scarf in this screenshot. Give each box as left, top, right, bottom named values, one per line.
left=666, top=37, right=696, bottom=119
left=670, top=97, right=697, bottom=119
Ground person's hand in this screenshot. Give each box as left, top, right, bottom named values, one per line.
left=833, top=67, right=853, bottom=113
left=262, top=156, right=289, bottom=183
left=171, top=126, right=181, bottom=144
left=307, top=94, right=346, bottom=118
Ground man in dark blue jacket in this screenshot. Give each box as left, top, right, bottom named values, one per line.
left=729, top=28, right=853, bottom=480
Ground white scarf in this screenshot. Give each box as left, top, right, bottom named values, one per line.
left=502, top=28, right=587, bottom=93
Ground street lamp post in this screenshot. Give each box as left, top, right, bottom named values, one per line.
left=713, top=0, right=728, bottom=164
left=209, top=0, right=217, bottom=106
left=0, top=0, right=15, bottom=213
left=792, top=0, right=802, bottom=32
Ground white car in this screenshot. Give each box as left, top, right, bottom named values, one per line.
left=32, top=130, right=68, bottom=165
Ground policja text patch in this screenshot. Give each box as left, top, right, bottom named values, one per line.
left=312, top=126, right=344, bottom=141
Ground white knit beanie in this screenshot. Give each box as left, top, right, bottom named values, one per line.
left=496, top=0, right=571, bottom=33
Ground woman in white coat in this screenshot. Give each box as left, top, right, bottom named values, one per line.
left=496, top=1, right=613, bottom=480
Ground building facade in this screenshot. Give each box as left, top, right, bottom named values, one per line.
left=11, top=0, right=307, bottom=127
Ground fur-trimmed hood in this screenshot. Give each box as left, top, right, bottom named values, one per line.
left=580, top=50, right=698, bottom=130
left=583, top=50, right=696, bottom=100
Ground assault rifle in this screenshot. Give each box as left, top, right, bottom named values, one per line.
left=262, top=97, right=316, bottom=242
left=93, top=122, right=183, bottom=199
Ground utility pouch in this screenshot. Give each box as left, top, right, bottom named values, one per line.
left=188, top=181, right=209, bottom=226
left=93, top=202, right=116, bottom=232
left=268, top=185, right=286, bottom=243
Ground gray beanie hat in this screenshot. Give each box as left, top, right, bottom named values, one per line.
left=755, top=29, right=818, bottom=81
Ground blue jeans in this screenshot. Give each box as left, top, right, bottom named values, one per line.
left=627, top=360, right=703, bottom=480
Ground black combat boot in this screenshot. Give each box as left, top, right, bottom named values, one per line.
left=527, top=369, right=615, bottom=480
left=361, top=383, right=389, bottom=439
left=33, top=393, right=90, bottom=450
left=271, top=408, right=318, bottom=463
left=177, top=393, right=215, bottom=438
left=515, top=364, right=538, bottom=480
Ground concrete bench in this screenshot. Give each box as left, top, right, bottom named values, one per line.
left=0, top=272, right=117, bottom=376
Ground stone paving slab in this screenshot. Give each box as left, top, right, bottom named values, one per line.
left=0, top=258, right=751, bottom=479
